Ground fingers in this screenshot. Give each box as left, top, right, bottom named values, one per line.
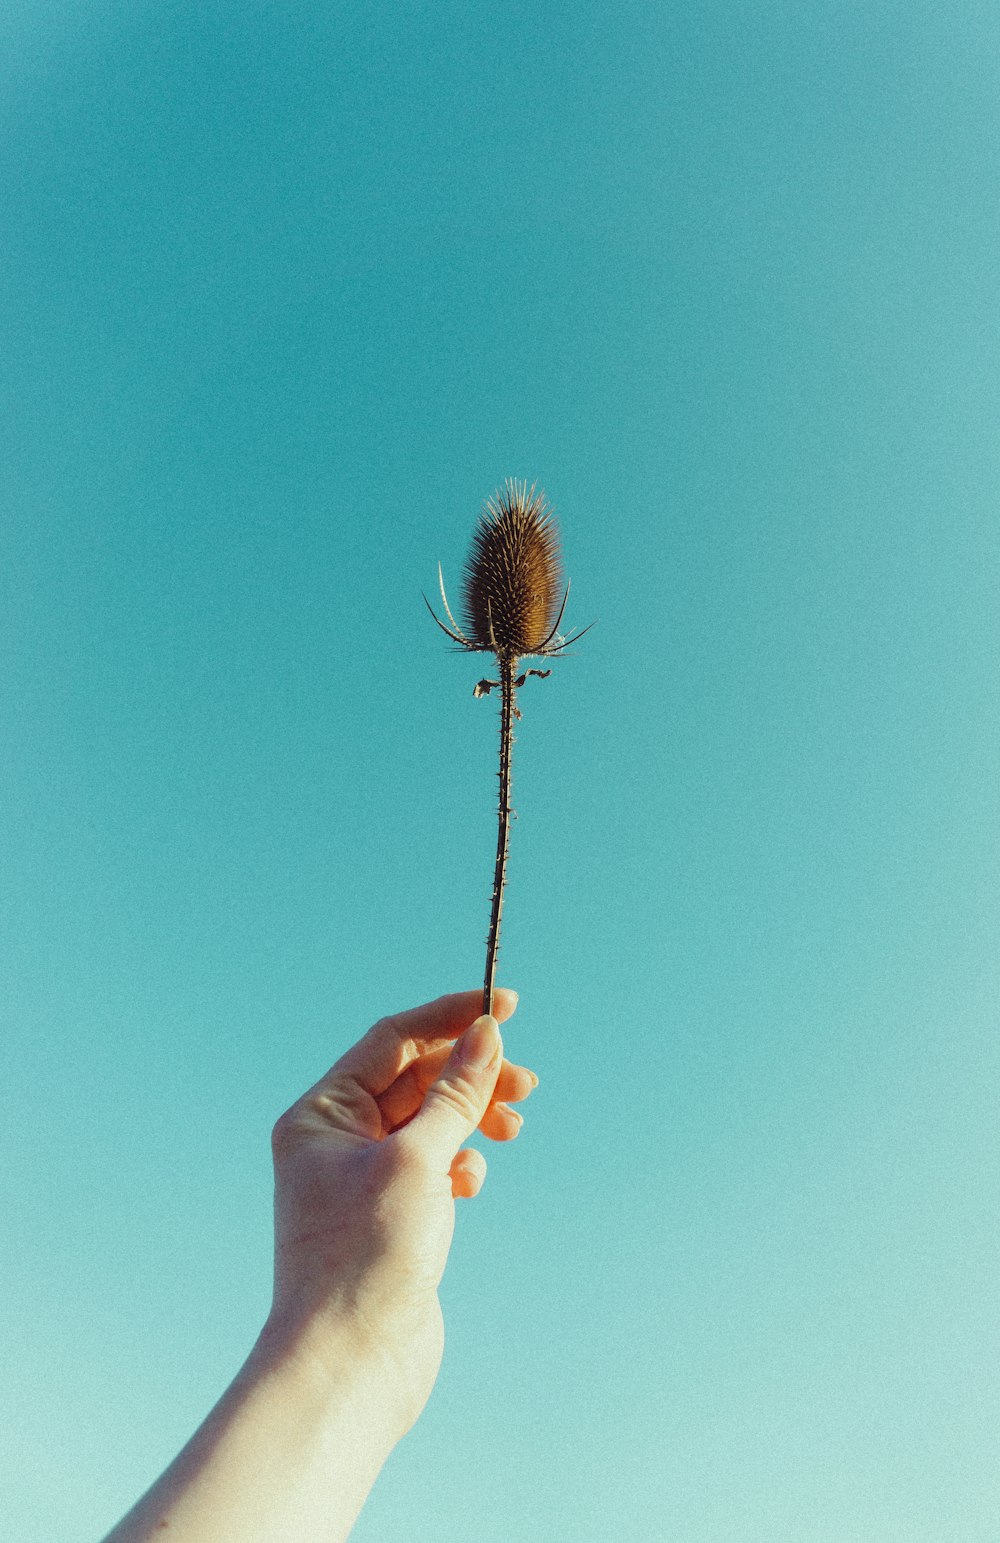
left=478, top=1101, right=523, bottom=1142
left=400, top=1014, right=505, bottom=1169
left=317, top=988, right=519, bottom=1100
left=376, top=1048, right=536, bottom=1135
left=450, top=1147, right=487, bottom=1199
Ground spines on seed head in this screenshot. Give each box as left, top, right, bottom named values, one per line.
left=461, top=480, right=564, bottom=661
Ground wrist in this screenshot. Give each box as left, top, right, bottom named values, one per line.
left=255, top=1299, right=435, bottom=1443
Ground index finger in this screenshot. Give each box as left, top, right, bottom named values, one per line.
left=321, top=988, right=519, bottom=1098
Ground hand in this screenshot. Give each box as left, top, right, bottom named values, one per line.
left=266, top=989, right=535, bottom=1431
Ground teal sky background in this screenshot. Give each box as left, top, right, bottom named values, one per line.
left=3, top=3, right=999, bottom=1539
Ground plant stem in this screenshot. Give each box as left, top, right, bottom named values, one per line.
left=483, top=656, right=517, bottom=1017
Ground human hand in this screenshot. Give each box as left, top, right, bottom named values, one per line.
left=266, top=989, right=534, bottom=1431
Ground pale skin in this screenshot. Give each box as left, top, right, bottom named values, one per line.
left=102, top=988, right=533, bottom=1543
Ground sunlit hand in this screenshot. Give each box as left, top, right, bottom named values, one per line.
left=267, top=989, right=534, bottom=1429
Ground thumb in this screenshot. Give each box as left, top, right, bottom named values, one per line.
left=404, top=1014, right=503, bottom=1169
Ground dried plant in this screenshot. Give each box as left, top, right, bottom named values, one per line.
left=424, top=480, right=593, bottom=1016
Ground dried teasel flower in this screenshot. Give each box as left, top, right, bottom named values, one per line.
left=424, top=480, right=593, bottom=1016
left=462, top=484, right=565, bottom=659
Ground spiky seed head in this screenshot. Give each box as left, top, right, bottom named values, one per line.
left=461, top=480, right=564, bottom=661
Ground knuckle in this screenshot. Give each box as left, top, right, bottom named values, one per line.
left=369, top=1014, right=417, bottom=1061
left=371, top=1012, right=405, bottom=1042
left=429, top=1076, right=481, bottom=1126
left=270, top=1108, right=301, bottom=1158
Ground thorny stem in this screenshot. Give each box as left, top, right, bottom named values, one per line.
left=483, top=656, right=516, bottom=1018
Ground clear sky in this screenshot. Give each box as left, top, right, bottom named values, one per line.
left=3, top=3, right=999, bottom=1540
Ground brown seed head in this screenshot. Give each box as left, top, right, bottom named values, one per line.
left=461, top=480, right=564, bottom=661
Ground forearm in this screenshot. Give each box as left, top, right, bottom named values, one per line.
left=102, top=1313, right=406, bottom=1543
left=101, top=995, right=527, bottom=1541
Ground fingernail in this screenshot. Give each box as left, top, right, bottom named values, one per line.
left=527, top=1071, right=539, bottom=1089
left=459, top=1014, right=501, bottom=1071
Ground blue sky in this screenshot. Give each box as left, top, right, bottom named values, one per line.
left=2, top=3, right=999, bottom=1539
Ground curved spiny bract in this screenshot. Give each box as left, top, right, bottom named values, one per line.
left=461, top=480, right=564, bottom=662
